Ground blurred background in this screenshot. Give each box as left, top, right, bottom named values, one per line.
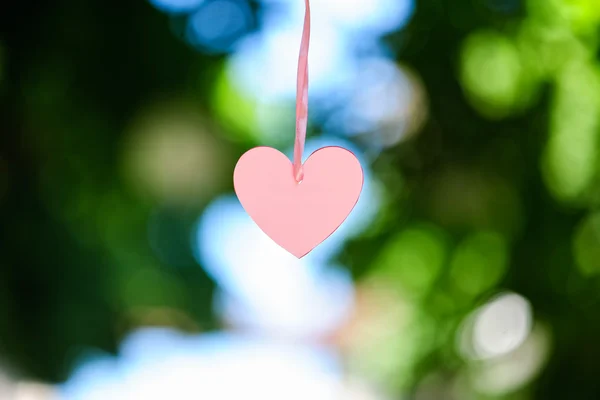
left=1, top=0, right=600, bottom=398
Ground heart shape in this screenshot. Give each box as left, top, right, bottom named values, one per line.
left=233, top=146, right=364, bottom=258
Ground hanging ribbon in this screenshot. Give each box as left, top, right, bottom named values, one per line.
left=292, top=0, right=311, bottom=183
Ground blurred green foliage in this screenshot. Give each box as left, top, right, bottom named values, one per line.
left=1, top=0, right=600, bottom=399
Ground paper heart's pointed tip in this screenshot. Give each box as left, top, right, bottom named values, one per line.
left=277, top=243, right=310, bottom=258
left=292, top=249, right=310, bottom=259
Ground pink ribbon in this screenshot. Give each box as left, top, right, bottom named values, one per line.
left=292, top=0, right=311, bottom=183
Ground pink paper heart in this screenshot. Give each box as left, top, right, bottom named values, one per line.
left=234, top=146, right=364, bottom=258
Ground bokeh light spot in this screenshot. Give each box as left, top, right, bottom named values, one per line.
left=474, top=293, right=531, bottom=359
left=228, top=18, right=354, bottom=101
left=317, top=0, right=414, bottom=35
left=373, top=225, right=447, bottom=297
left=449, top=231, right=509, bottom=297
left=542, top=60, right=600, bottom=202
left=461, top=31, right=536, bottom=119
left=459, top=292, right=532, bottom=361
left=121, top=101, right=227, bottom=205
left=186, top=0, right=253, bottom=54
left=327, top=59, right=428, bottom=148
